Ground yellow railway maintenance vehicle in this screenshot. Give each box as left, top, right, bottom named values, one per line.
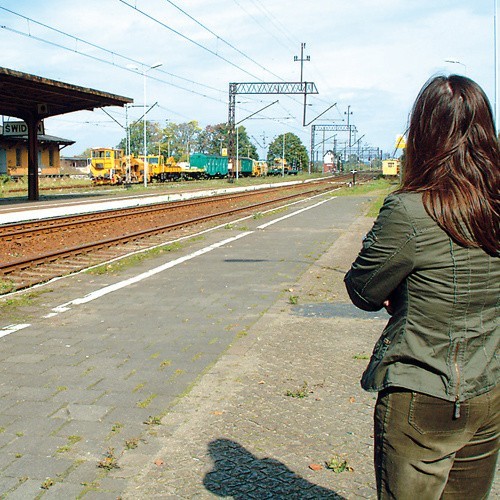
left=90, top=147, right=130, bottom=185
left=148, top=155, right=205, bottom=182
left=382, top=158, right=401, bottom=177
left=253, top=160, right=268, bottom=177
left=89, top=147, right=205, bottom=185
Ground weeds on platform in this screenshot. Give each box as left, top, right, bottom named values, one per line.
left=97, top=448, right=119, bottom=470
left=0, top=278, right=15, bottom=295
left=353, top=353, right=370, bottom=360
left=0, top=288, right=50, bottom=309
left=286, top=381, right=309, bottom=398
left=56, top=435, right=82, bottom=453
left=143, top=415, right=162, bottom=426
left=87, top=241, right=184, bottom=275
left=125, top=437, right=139, bottom=449
left=137, top=393, right=157, bottom=408
left=326, top=455, right=353, bottom=473
left=40, top=477, right=55, bottom=489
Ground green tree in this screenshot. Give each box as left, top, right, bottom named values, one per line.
left=267, top=133, right=309, bottom=171
left=117, top=121, right=162, bottom=156
left=196, top=123, right=227, bottom=155
left=196, top=123, right=258, bottom=158
left=79, top=147, right=93, bottom=158
left=159, top=121, right=201, bottom=162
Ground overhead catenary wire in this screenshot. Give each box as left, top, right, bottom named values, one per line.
left=0, top=4, right=333, bottom=148
left=0, top=6, right=226, bottom=98
left=0, top=24, right=226, bottom=104
left=162, top=0, right=284, bottom=81
left=246, top=0, right=299, bottom=50
left=118, top=0, right=263, bottom=81
left=1, top=5, right=331, bottom=133
left=231, top=0, right=293, bottom=53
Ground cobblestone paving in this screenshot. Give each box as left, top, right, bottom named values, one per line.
left=122, top=212, right=499, bottom=499
left=121, top=216, right=384, bottom=498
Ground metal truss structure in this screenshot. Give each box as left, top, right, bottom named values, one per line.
left=227, top=81, right=318, bottom=172
left=310, top=124, right=358, bottom=170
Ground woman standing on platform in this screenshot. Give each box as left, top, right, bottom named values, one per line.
left=344, top=74, right=499, bottom=499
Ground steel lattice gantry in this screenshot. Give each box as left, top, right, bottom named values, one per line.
left=310, top=124, right=358, bottom=170
left=227, top=81, right=318, bottom=172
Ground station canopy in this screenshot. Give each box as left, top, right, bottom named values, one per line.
left=0, top=67, right=133, bottom=200
left=0, top=67, right=132, bottom=119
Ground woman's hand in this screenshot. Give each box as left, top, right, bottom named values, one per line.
left=383, top=299, right=394, bottom=315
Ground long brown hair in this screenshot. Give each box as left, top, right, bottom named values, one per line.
left=401, top=75, right=499, bottom=255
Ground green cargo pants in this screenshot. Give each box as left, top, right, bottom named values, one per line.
left=374, top=385, right=499, bottom=499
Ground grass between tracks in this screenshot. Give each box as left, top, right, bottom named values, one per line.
left=85, top=240, right=188, bottom=275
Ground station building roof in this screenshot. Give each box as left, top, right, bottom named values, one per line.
left=0, top=66, right=132, bottom=120
left=0, top=126, right=75, bottom=147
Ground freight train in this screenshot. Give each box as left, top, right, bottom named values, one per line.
left=89, top=147, right=205, bottom=185
left=89, top=148, right=268, bottom=185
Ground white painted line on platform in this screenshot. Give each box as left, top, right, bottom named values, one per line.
left=2, top=191, right=338, bottom=333
left=256, top=197, right=335, bottom=229
left=0, top=324, right=31, bottom=338
left=50, top=195, right=336, bottom=313
left=50, top=232, right=253, bottom=313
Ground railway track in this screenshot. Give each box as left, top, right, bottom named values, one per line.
left=0, top=174, right=370, bottom=294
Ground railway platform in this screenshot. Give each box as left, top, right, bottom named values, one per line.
left=121, top=211, right=383, bottom=499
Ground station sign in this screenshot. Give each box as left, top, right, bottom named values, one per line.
left=2, top=121, right=45, bottom=136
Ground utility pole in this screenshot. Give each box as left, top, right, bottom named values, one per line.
left=294, top=42, right=310, bottom=83
left=295, top=43, right=311, bottom=148
left=345, top=105, right=353, bottom=147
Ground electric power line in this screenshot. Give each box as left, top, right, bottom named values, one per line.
left=119, top=0, right=263, bottom=81
left=0, top=24, right=226, bottom=104
left=0, top=6, right=226, bottom=98
left=231, top=0, right=292, bottom=53
left=162, top=0, right=283, bottom=81
left=248, top=0, right=299, bottom=49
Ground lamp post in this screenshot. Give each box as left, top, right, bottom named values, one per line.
left=445, top=59, right=467, bottom=75
left=142, top=62, right=162, bottom=188
left=282, top=133, right=285, bottom=177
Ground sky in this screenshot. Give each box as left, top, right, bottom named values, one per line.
left=0, top=0, right=497, bottom=160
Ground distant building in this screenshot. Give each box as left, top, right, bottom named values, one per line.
left=60, top=156, right=90, bottom=175
left=323, top=149, right=336, bottom=173
left=0, top=124, right=75, bottom=177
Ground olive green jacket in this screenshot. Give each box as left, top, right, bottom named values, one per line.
left=344, top=192, right=499, bottom=407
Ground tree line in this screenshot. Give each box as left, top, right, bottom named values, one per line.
left=81, top=121, right=310, bottom=169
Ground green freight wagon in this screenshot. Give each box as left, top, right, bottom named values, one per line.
left=239, top=157, right=254, bottom=177
left=190, top=153, right=228, bottom=178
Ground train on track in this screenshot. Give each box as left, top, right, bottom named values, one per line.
left=88, top=148, right=291, bottom=185
left=382, top=158, right=401, bottom=177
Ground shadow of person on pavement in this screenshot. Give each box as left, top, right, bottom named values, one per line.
left=203, top=438, right=346, bottom=499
